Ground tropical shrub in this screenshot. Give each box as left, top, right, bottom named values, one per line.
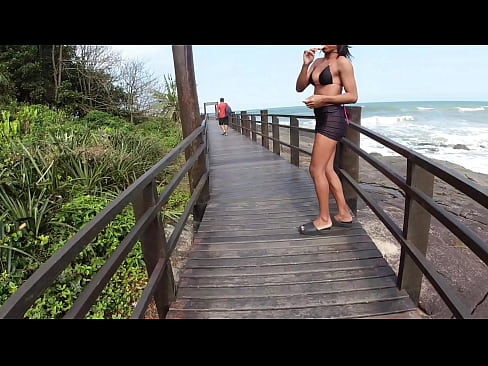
left=25, top=194, right=146, bottom=319
left=0, top=102, right=187, bottom=318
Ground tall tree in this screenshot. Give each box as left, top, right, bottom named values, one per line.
left=0, top=64, right=14, bottom=105
left=70, top=45, right=122, bottom=115
left=117, top=59, right=158, bottom=124
left=52, top=45, right=63, bottom=104
left=0, top=45, right=45, bottom=104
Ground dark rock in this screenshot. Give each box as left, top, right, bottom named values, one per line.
left=453, top=144, right=470, bottom=150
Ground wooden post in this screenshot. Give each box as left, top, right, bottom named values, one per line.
left=398, top=160, right=435, bottom=304
left=272, top=116, right=280, bottom=155
left=340, top=106, right=361, bottom=215
left=251, top=115, right=257, bottom=142
left=237, top=113, right=242, bottom=134
left=290, top=116, right=299, bottom=167
left=261, top=110, right=269, bottom=149
left=229, top=112, right=234, bottom=130
left=172, top=45, right=209, bottom=228
left=133, top=181, right=175, bottom=318
left=227, top=111, right=232, bottom=129
left=241, top=111, right=248, bottom=138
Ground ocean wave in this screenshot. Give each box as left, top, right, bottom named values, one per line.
left=360, top=136, right=488, bottom=174
left=457, top=106, right=485, bottom=112
left=431, top=130, right=488, bottom=146
left=362, top=115, right=415, bottom=125
left=417, top=107, right=435, bottom=110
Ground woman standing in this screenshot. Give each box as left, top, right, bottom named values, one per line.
left=296, top=45, right=358, bottom=235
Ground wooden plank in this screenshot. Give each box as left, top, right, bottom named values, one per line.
left=184, top=249, right=383, bottom=268
left=177, top=266, right=396, bottom=287
left=166, top=298, right=419, bottom=319
left=176, top=258, right=391, bottom=277
left=194, top=231, right=368, bottom=244
left=167, top=120, right=421, bottom=319
left=191, top=236, right=374, bottom=250
left=170, top=285, right=409, bottom=311
left=359, top=309, right=428, bottom=319
left=187, top=241, right=380, bottom=259
left=176, top=276, right=399, bottom=298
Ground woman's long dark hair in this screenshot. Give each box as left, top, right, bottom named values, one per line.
left=337, top=45, right=352, bottom=59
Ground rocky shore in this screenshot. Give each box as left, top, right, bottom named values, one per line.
left=282, top=128, right=488, bottom=318
left=357, top=155, right=487, bottom=318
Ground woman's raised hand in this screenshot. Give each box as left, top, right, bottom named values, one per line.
left=303, top=48, right=320, bottom=66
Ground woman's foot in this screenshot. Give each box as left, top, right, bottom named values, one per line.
left=298, top=219, right=332, bottom=235
left=332, top=214, right=353, bottom=228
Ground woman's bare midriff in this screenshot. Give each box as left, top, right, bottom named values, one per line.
left=313, top=84, right=343, bottom=106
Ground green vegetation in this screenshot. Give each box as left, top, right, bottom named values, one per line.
left=0, top=45, right=188, bottom=318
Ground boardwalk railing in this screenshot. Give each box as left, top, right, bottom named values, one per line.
left=230, top=106, right=488, bottom=319
left=0, top=119, right=209, bottom=319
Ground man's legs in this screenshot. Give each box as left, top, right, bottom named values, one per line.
left=223, top=117, right=229, bottom=135
left=219, top=118, right=226, bottom=134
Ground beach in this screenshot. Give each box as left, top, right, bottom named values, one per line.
left=275, top=126, right=488, bottom=318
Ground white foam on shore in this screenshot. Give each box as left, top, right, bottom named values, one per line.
left=457, top=106, right=485, bottom=112
left=360, top=134, right=488, bottom=175
left=292, top=117, right=488, bottom=175
left=362, top=115, right=415, bottom=126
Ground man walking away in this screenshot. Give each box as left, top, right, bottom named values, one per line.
left=216, top=97, right=231, bottom=136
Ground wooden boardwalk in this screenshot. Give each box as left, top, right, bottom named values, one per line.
left=166, top=120, right=424, bottom=319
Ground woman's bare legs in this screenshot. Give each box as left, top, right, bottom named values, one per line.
left=305, top=133, right=352, bottom=230
left=306, top=133, right=336, bottom=230
left=324, top=144, right=353, bottom=223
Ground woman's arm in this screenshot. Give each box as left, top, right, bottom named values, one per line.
left=296, top=64, right=311, bottom=92
left=296, top=48, right=318, bottom=92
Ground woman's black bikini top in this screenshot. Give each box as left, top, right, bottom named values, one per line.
left=309, top=65, right=342, bottom=87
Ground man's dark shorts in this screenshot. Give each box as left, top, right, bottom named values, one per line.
left=219, top=117, right=229, bottom=126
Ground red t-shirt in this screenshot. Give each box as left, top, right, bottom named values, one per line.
left=217, top=102, right=227, bottom=118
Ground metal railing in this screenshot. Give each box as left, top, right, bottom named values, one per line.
left=230, top=106, right=488, bottom=319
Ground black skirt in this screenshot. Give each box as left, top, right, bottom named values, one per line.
left=313, top=104, right=348, bottom=141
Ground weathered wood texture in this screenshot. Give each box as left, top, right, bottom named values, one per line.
left=166, top=120, right=424, bottom=319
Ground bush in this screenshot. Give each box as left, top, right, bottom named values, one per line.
left=0, top=103, right=188, bottom=318
left=81, top=110, right=135, bottom=132
left=24, top=194, right=147, bottom=319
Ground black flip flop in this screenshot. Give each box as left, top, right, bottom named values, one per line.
left=332, top=216, right=353, bottom=228
left=298, top=222, right=332, bottom=236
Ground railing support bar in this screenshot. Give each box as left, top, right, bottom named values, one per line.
left=290, top=116, right=300, bottom=167
left=340, top=106, right=362, bottom=215
left=261, top=110, right=269, bottom=149
left=133, top=181, right=175, bottom=319
left=272, top=116, right=280, bottom=155
left=251, top=115, right=257, bottom=142
left=398, top=160, right=435, bottom=304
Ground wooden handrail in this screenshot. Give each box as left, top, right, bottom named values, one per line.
left=229, top=107, right=487, bottom=319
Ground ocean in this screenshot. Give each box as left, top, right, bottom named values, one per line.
left=247, top=101, right=488, bottom=175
